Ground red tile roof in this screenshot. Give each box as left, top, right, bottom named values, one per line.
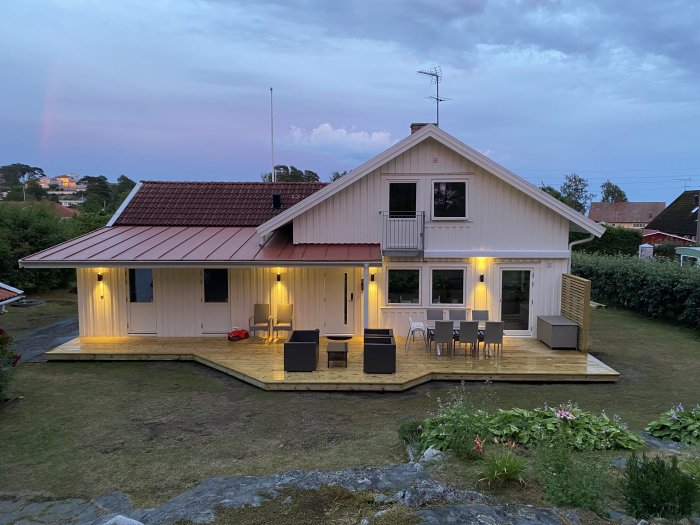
left=20, top=226, right=381, bottom=266
left=588, top=202, right=665, bottom=224
left=0, top=282, right=23, bottom=303
left=114, top=181, right=327, bottom=227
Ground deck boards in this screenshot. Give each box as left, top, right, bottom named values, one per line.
left=46, top=335, right=619, bottom=391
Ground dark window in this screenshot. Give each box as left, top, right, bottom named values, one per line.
left=433, top=181, right=466, bottom=218
left=129, top=269, right=153, bottom=303
left=431, top=269, right=464, bottom=304
left=387, top=269, right=420, bottom=304
left=204, top=269, right=228, bottom=303
left=389, top=182, right=417, bottom=217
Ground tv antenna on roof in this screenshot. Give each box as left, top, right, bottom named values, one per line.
left=417, top=66, right=450, bottom=127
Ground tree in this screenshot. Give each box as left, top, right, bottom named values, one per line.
left=261, top=165, right=320, bottom=182
left=0, top=163, right=44, bottom=188
left=600, top=180, right=628, bottom=203
left=540, top=184, right=580, bottom=211
left=541, top=174, right=595, bottom=213
left=79, top=175, right=113, bottom=212
left=330, top=170, right=348, bottom=182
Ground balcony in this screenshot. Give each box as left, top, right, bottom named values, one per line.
left=380, top=211, right=425, bottom=256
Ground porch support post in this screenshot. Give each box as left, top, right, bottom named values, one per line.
left=363, top=263, right=369, bottom=330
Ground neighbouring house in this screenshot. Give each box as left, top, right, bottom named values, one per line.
left=588, top=201, right=665, bottom=230
left=645, top=190, right=700, bottom=242
left=642, top=230, right=695, bottom=246
left=0, top=282, right=24, bottom=314
left=19, top=124, right=605, bottom=339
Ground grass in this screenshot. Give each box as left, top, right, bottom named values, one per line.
left=0, top=289, right=77, bottom=335
left=1, top=307, right=699, bottom=509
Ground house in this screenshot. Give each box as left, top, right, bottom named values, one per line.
left=19, top=124, right=604, bottom=340
left=645, top=190, right=700, bottom=241
left=0, top=282, right=24, bottom=314
left=642, top=230, right=695, bottom=247
left=588, top=202, right=665, bottom=230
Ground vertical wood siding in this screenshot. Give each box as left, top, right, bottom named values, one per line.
left=77, top=267, right=128, bottom=336
left=293, top=139, right=569, bottom=251
left=153, top=268, right=200, bottom=336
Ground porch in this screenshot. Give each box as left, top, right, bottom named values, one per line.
left=46, top=335, right=619, bottom=391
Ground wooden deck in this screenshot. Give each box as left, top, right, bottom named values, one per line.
left=45, top=335, right=619, bottom=391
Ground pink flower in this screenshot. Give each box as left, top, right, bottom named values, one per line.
left=473, top=435, right=484, bottom=454
left=555, top=408, right=576, bottom=421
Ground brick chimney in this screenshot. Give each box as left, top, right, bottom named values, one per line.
left=410, top=123, right=435, bottom=134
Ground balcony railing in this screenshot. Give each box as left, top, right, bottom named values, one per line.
left=380, top=211, right=425, bottom=256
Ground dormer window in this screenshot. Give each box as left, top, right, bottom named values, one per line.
left=433, top=181, right=467, bottom=220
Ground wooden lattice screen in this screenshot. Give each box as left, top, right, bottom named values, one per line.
left=560, top=273, right=591, bottom=352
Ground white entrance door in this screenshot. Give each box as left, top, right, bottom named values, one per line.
left=127, top=268, right=157, bottom=334
left=201, top=269, right=231, bottom=334
left=324, top=268, right=355, bottom=335
left=499, top=268, right=533, bottom=336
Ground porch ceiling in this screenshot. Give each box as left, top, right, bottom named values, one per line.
left=19, top=226, right=382, bottom=268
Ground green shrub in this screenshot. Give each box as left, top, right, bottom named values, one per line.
left=572, top=252, right=700, bottom=329
left=571, top=226, right=642, bottom=255
left=0, top=328, right=18, bottom=401
left=398, top=419, right=423, bottom=445
left=420, top=402, right=643, bottom=452
left=534, top=438, right=611, bottom=514
left=478, top=449, right=527, bottom=488
left=645, top=403, right=700, bottom=445
left=681, top=456, right=700, bottom=489
left=623, top=452, right=698, bottom=520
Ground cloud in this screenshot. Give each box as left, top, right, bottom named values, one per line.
left=287, top=123, right=397, bottom=154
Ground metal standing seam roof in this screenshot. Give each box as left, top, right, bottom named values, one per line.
left=19, top=226, right=382, bottom=267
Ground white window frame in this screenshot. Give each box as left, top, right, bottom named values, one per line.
left=386, top=267, right=421, bottom=306
left=431, top=178, right=468, bottom=221
left=430, top=267, right=466, bottom=306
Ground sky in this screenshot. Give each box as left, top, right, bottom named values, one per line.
left=1, top=0, right=699, bottom=205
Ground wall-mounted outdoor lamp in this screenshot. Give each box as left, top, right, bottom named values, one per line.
left=97, top=273, right=104, bottom=282
left=361, top=278, right=364, bottom=291
left=276, top=273, right=281, bottom=282
left=370, top=273, right=375, bottom=282
left=479, top=274, right=485, bottom=282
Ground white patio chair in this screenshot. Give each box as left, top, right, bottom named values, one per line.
left=404, top=316, right=426, bottom=353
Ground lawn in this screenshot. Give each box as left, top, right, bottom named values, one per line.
left=0, top=289, right=78, bottom=336
left=0, top=308, right=699, bottom=507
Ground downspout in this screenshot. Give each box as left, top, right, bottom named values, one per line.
left=363, top=263, right=369, bottom=330
left=567, top=234, right=595, bottom=272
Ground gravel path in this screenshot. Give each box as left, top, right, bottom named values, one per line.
left=12, top=317, right=79, bottom=362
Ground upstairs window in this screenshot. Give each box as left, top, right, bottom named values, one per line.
left=389, top=182, right=417, bottom=218
left=387, top=269, right=420, bottom=304
left=204, top=269, right=228, bottom=303
left=433, top=181, right=466, bottom=219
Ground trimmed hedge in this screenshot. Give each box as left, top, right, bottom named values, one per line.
left=572, top=252, right=700, bottom=329
left=570, top=226, right=642, bottom=256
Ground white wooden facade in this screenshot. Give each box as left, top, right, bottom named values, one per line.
left=69, top=126, right=603, bottom=338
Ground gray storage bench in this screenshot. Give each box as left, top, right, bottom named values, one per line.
left=537, top=316, right=578, bottom=349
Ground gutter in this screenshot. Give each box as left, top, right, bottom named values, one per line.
left=567, top=234, right=595, bottom=272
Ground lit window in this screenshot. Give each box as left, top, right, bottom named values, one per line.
left=387, top=269, right=420, bottom=304
left=433, top=181, right=466, bottom=219
left=204, top=269, right=228, bottom=303
left=431, top=269, right=464, bottom=304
